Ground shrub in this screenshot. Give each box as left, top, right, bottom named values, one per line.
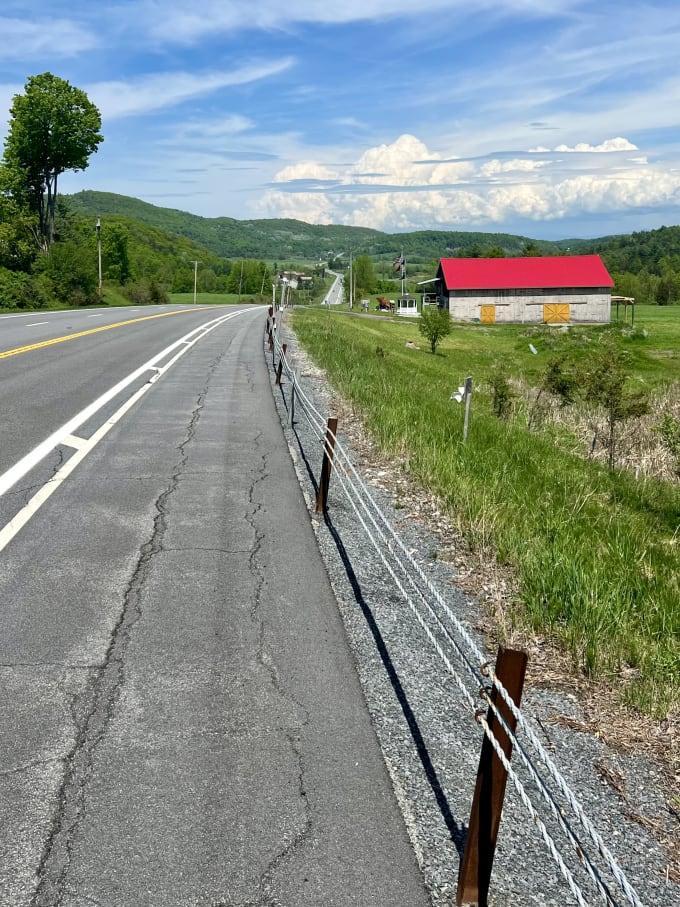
left=658, top=414, right=680, bottom=476
left=418, top=306, right=452, bottom=354
left=0, top=267, right=51, bottom=309
left=123, top=278, right=170, bottom=305
left=489, top=361, right=514, bottom=419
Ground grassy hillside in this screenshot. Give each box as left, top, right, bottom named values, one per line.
left=64, top=191, right=550, bottom=262
left=66, top=191, right=680, bottom=282
left=292, top=307, right=680, bottom=718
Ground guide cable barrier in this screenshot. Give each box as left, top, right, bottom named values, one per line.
left=265, top=311, right=646, bottom=907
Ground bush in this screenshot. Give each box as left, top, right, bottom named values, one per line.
left=489, top=361, right=514, bottom=419
left=658, top=414, right=680, bottom=476
left=418, top=306, right=452, bottom=353
left=123, top=278, right=170, bottom=305
left=34, top=241, right=99, bottom=305
left=0, top=267, right=51, bottom=309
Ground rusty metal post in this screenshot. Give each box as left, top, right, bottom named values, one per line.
left=456, top=647, right=528, bottom=907
left=315, top=417, right=338, bottom=514
left=288, top=369, right=299, bottom=426
left=275, top=343, right=287, bottom=386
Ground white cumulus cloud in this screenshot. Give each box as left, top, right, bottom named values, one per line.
left=258, top=133, right=680, bottom=230
left=554, top=137, right=639, bottom=153
left=272, top=161, right=340, bottom=182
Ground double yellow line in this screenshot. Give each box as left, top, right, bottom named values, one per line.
left=0, top=308, right=206, bottom=361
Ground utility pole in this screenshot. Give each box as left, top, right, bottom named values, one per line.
left=349, top=250, right=353, bottom=309
left=191, top=260, right=199, bottom=304
left=96, top=217, right=102, bottom=298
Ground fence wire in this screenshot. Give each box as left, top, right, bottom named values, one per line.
left=267, top=317, right=646, bottom=907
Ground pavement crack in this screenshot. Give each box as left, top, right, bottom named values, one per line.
left=241, top=731, right=313, bottom=907
left=241, top=435, right=313, bottom=907
left=29, top=355, right=224, bottom=907
left=0, top=756, right=65, bottom=778
left=162, top=546, right=254, bottom=555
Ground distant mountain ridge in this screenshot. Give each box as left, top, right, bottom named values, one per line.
left=64, top=191, right=680, bottom=278
left=64, top=191, right=556, bottom=261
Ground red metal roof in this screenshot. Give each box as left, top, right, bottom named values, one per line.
left=438, top=255, right=613, bottom=290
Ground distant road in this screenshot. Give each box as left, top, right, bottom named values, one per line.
left=322, top=270, right=344, bottom=305
left=0, top=303, right=428, bottom=906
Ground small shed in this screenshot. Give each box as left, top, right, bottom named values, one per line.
left=436, top=255, right=614, bottom=324
left=396, top=294, right=419, bottom=317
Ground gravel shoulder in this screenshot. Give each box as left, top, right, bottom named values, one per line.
left=266, top=311, right=679, bottom=907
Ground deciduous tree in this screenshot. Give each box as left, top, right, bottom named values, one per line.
left=418, top=305, right=452, bottom=354
left=1, top=73, right=103, bottom=251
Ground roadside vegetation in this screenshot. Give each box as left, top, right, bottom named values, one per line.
left=292, top=305, right=680, bottom=719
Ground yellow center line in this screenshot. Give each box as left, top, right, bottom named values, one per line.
left=0, top=307, right=210, bottom=361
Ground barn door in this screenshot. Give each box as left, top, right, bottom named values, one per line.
left=543, top=303, right=570, bottom=323
left=480, top=305, right=496, bottom=323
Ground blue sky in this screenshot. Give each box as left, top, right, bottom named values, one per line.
left=1, top=0, right=680, bottom=239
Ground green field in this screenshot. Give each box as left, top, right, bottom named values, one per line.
left=292, top=304, right=680, bottom=718
left=168, top=292, right=262, bottom=306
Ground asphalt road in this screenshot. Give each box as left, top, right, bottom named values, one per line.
left=0, top=305, right=429, bottom=906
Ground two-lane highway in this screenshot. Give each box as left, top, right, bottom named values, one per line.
left=0, top=304, right=429, bottom=906
left=0, top=305, right=216, bottom=474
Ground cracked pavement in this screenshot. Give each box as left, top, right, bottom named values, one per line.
left=0, top=311, right=429, bottom=906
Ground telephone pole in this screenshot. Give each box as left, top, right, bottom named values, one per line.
left=96, top=217, right=102, bottom=298
left=191, top=260, right=199, bottom=304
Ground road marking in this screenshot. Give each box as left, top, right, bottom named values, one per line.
left=28, top=322, right=49, bottom=327
left=62, top=435, right=87, bottom=450
left=88, top=314, right=103, bottom=318
left=0, top=307, right=207, bottom=361
left=0, top=309, right=255, bottom=552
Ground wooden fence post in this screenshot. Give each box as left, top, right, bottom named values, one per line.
left=456, top=646, right=528, bottom=906
left=315, top=417, right=338, bottom=514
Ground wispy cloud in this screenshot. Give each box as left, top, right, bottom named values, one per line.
left=142, top=0, right=572, bottom=44
left=88, top=59, right=295, bottom=119
left=0, top=16, right=97, bottom=60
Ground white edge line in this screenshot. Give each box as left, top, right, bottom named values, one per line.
left=0, top=382, right=153, bottom=553
left=0, top=308, right=254, bottom=552
left=0, top=308, right=250, bottom=499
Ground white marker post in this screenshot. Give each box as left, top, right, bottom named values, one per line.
left=451, top=376, right=473, bottom=441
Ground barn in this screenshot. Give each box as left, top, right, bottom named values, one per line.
left=435, top=255, right=614, bottom=324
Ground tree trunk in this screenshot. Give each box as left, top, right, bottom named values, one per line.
left=47, top=172, right=58, bottom=247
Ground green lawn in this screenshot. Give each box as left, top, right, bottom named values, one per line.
left=292, top=306, right=680, bottom=718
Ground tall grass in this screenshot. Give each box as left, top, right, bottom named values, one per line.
left=293, top=309, right=680, bottom=717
